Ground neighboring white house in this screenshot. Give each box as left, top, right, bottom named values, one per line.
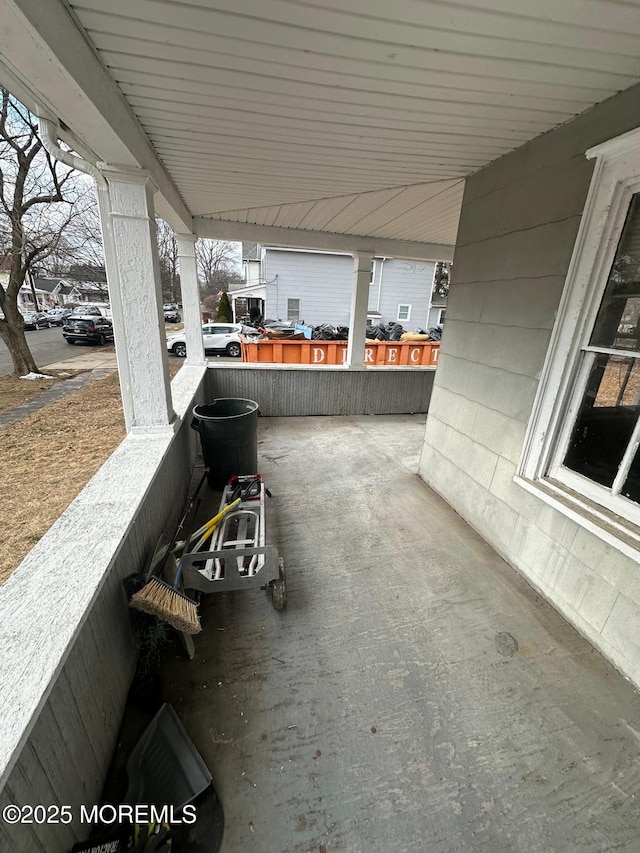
left=33, top=276, right=79, bottom=307
left=231, top=244, right=443, bottom=329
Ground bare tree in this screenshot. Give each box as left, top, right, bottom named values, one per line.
left=196, top=238, right=242, bottom=293
left=0, top=88, right=100, bottom=375
left=156, top=218, right=180, bottom=303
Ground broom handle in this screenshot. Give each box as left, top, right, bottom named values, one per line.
left=173, top=497, right=202, bottom=589
left=148, top=469, right=209, bottom=580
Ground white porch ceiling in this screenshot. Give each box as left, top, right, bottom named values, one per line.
left=6, top=0, right=640, bottom=251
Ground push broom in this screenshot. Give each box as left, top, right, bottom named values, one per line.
left=131, top=494, right=241, bottom=635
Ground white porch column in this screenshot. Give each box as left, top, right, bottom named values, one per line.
left=100, top=166, right=176, bottom=433
left=346, top=252, right=373, bottom=368
left=176, top=234, right=206, bottom=365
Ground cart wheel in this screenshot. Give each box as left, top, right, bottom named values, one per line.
left=271, top=557, right=287, bottom=611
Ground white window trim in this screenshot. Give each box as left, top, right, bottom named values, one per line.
left=517, top=125, right=640, bottom=542
left=437, top=308, right=446, bottom=325
left=398, top=303, right=411, bottom=322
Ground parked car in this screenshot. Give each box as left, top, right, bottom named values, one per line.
left=62, top=315, right=115, bottom=346
left=164, top=309, right=181, bottom=323
left=22, top=311, right=51, bottom=330
left=44, top=308, right=72, bottom=326
left=167, top=323, right=243, bottom=358
left=69, top=305, right=103, bottom=317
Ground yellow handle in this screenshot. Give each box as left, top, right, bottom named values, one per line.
left=188, top=498, right=242, bottom=551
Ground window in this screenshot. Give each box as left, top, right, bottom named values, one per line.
left=287, top=298, right=300, bottom=322
left=438, top=309, right=446, bottom=325
left=519, top=127, right=640, bottom=532
left=398, top=304, right=411, bottom=322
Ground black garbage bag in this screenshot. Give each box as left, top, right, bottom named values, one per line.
left=367, top=322, right=388, bottom=341
left=428, top=327, right=442, bottom=341
left=312, top=323, right=339, bottom=340
left=335, top=325, right=349, bottom=340
left=386, top=322, right=405, bottom=341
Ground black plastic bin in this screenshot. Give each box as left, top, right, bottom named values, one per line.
left=191, top=398, right=259, bottom=488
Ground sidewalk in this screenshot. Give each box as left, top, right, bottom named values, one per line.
left=44, top=350, right=118, bottom=372
left=0, top=350, right=118, bottom=428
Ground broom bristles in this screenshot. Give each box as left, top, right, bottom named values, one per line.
left=131, top=577, right=201, bottom=635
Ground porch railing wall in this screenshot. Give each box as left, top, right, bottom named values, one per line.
left=0, top=367, right=207, bottom=853
left=205, top=364, right=436, bottom=416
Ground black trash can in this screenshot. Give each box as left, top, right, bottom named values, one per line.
left=191, top=398, right=259, bottom=488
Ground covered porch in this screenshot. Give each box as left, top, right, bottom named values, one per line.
left=3, top=1, right=640, bottom=851
left=91, top=416, right=640, bottom=851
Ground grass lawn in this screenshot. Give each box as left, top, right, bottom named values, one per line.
left=0, top=371, right=88, bottom=414
left=0, top=359, right=182, bottom=584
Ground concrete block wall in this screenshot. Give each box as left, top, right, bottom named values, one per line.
left=419, top=81, right=640, bottom=688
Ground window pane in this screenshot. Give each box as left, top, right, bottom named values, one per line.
left=287, top=299, right=300, bottom=322
left=622, top=452, right=640, bottom=504
left=591, top=194, right=640, bottom=351
left=564, top=354, right=640, bottom=487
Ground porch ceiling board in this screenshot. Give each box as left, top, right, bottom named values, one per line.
left=4, top=0, right=640, bottom=248
left=200, top=180, right=465, bottom=247
left=64, top=0, right=640, bottom=245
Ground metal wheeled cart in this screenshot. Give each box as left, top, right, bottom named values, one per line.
left=181, top=474, right=287, bottom=611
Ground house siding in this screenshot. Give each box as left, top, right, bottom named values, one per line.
left=263, top=250, right=353, bottom=326
left=263, top=250, right=435, bottom=328
left=419, top=81, right=640, bottom=688
left=374, top=259, right=435, bottom=329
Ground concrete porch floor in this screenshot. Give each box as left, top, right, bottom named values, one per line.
left=163, top=414, right=640, bottom=852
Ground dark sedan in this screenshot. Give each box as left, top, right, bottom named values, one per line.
left=22, top=311, right=51, bottom=330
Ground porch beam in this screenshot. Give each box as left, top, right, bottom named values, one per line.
left=194, top=218, right=454, bottom=262
left=346, top=253, right=374, bottom=369
left=101, top=166, right=176, bottom=433
left=0, top=0, right=192, bottom=233
left=176, top=234, right=206, bottom=365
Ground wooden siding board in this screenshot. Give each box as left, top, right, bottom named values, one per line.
left=23, top=726, right=84, bottom=847
left=4, top=762, right=74, bottom=851
left=0, top=785, right=46, bottom=853
left=48, top=671, right=102, bottom=803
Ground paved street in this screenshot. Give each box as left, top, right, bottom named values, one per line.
left=1, top=324, right=239, bottom=376
left=0, top=325, right=76, bottom=374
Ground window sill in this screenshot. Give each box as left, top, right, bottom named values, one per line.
left=513, top=474, right=640, bottom=561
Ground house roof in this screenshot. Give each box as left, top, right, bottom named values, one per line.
left=2, top=1, right=640, bottom=255
left=34, top=277, right=66, bottom=293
